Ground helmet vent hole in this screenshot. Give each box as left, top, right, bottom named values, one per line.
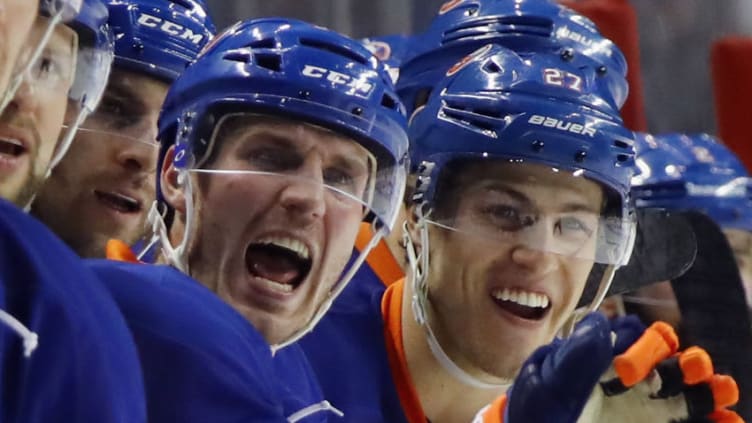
left=482, top=60, right=502, bottom=74
left=472, top=107, right=502, bottom=118
left=171, top=0, right=195, bottom=10
left=254, top=53, right=282, bottom=72
left=300, top=38, right=369, bottom=65
left=247, top=38, right=276, bottom=49
left=381, top=93, right=397, bottom=110
left=613, top=139, right=631, bottom=149
left=616, top=154, right=630, bottom=162
left=223, top=51, right=253, bottom=63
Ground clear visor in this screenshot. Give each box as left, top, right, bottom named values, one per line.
left=68, top=105, right=160, bottom=174
left=173, top=111, right=408, bottom=349
left=51, top=27, right=114, bottom=169
left=1, top=15, right=78, bottom=113
left=181, top=111, right=408, bottom=231
left=424, top=160, right=635, bottom=266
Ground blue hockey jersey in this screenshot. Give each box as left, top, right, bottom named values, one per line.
left=330, top=223, right=404, bottom=313
left=301, top=278, right=422, bottom=423
left=87, top=259, right=342, bottom=422
left=0, top=199, right=146, bottom=423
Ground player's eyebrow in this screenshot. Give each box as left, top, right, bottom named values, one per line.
left=105, top=78, right=146, bottom=110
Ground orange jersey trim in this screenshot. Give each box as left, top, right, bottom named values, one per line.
left=381, top=279, right=428, bottom=423
left=355, top=223, right=404, bottom=286
left=481, top=395, right=507, bottom=423
left=105, top=239, right=141, bottom=264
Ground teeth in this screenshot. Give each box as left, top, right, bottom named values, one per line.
left=0, top=137, right=22, bottom=147
left=257, top=236, right=310, bottom=260
left=111, top=192, right=139, bottom=207
left=258, top=276, right=294, bottom=293
left=492, top=287, right=550, bottom=309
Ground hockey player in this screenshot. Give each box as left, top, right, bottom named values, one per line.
left=0, top=0, right=114, bottom=207
left=301, top=44, right=741, bottom=422
left=86, top=17, right=409, bottom=421
left=31, top=0, right=216, bottom=258
left=336, top=0, right=632, bottom=310
left=0, top=1, right=147, bottom=422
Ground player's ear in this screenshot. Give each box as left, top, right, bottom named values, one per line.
left=160, top=145, right=186, bottom=214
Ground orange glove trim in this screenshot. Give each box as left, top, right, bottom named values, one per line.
left=709, top=374, right=740, bottom=410
left=614, top=321, right=679, bottom=387
left=708, top=408, right=744, bottom=423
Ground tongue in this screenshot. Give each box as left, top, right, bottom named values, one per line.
left=246, top=247, right=301, bottom=285
left=495, top=299, right=544, bottom=320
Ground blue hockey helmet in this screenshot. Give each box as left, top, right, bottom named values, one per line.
left=157, top=17, right=409, bottom=229
left=409, top=44, right=635, bottom=266
left=105, top=0, right=216, bottom=82
left=398, top=0, right=628, bottom=116
left=632, top=133, right=752, bottom=232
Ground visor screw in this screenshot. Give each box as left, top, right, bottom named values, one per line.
left=132, top=38, right=144, bottom=52
left=532, top=140, right=545, bottom=152
left=575, top=150, right=587, bottom=162
left=561, top=48, right=575, bottom=61
left=351, top=107, right=364, bottom=116
left=597, top=66, right=608, bottom=76
left=298, top=90, right=311, bottom=99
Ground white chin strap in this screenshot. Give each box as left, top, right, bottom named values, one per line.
left=559, top=265, right=618, bottom=338
left=0, top=309, right=38, bottom=358
left=405, top=205, right=512, bottom=390
left=270, top=222, right=387, bottom=355
left=143, top=169, right=195, bottom=272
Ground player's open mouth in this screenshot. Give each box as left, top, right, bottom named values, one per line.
left=245, top=236, right=312, bottom=294
left=491, top=287, right=551, bottom=321
left=94, top=190, right=142, bottom=214
left=0, top=137, right=27, bottom=159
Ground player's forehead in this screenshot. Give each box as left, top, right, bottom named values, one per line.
left=218, top=114, right=371, bottom=162
left=445, top=160, right=604, bottom=209
left=104, top=68, right=170, bottom=107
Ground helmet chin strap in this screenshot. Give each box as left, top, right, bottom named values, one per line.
left=560, top=265, right=618, bottom=338
left=560, top=216, right=635, bottom=337
left=147, top=169, right=195, bottom=273
left=405, top=205, right=512, bottom=390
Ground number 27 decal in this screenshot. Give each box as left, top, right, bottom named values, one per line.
left=543, top=68, right=583, bottom=91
